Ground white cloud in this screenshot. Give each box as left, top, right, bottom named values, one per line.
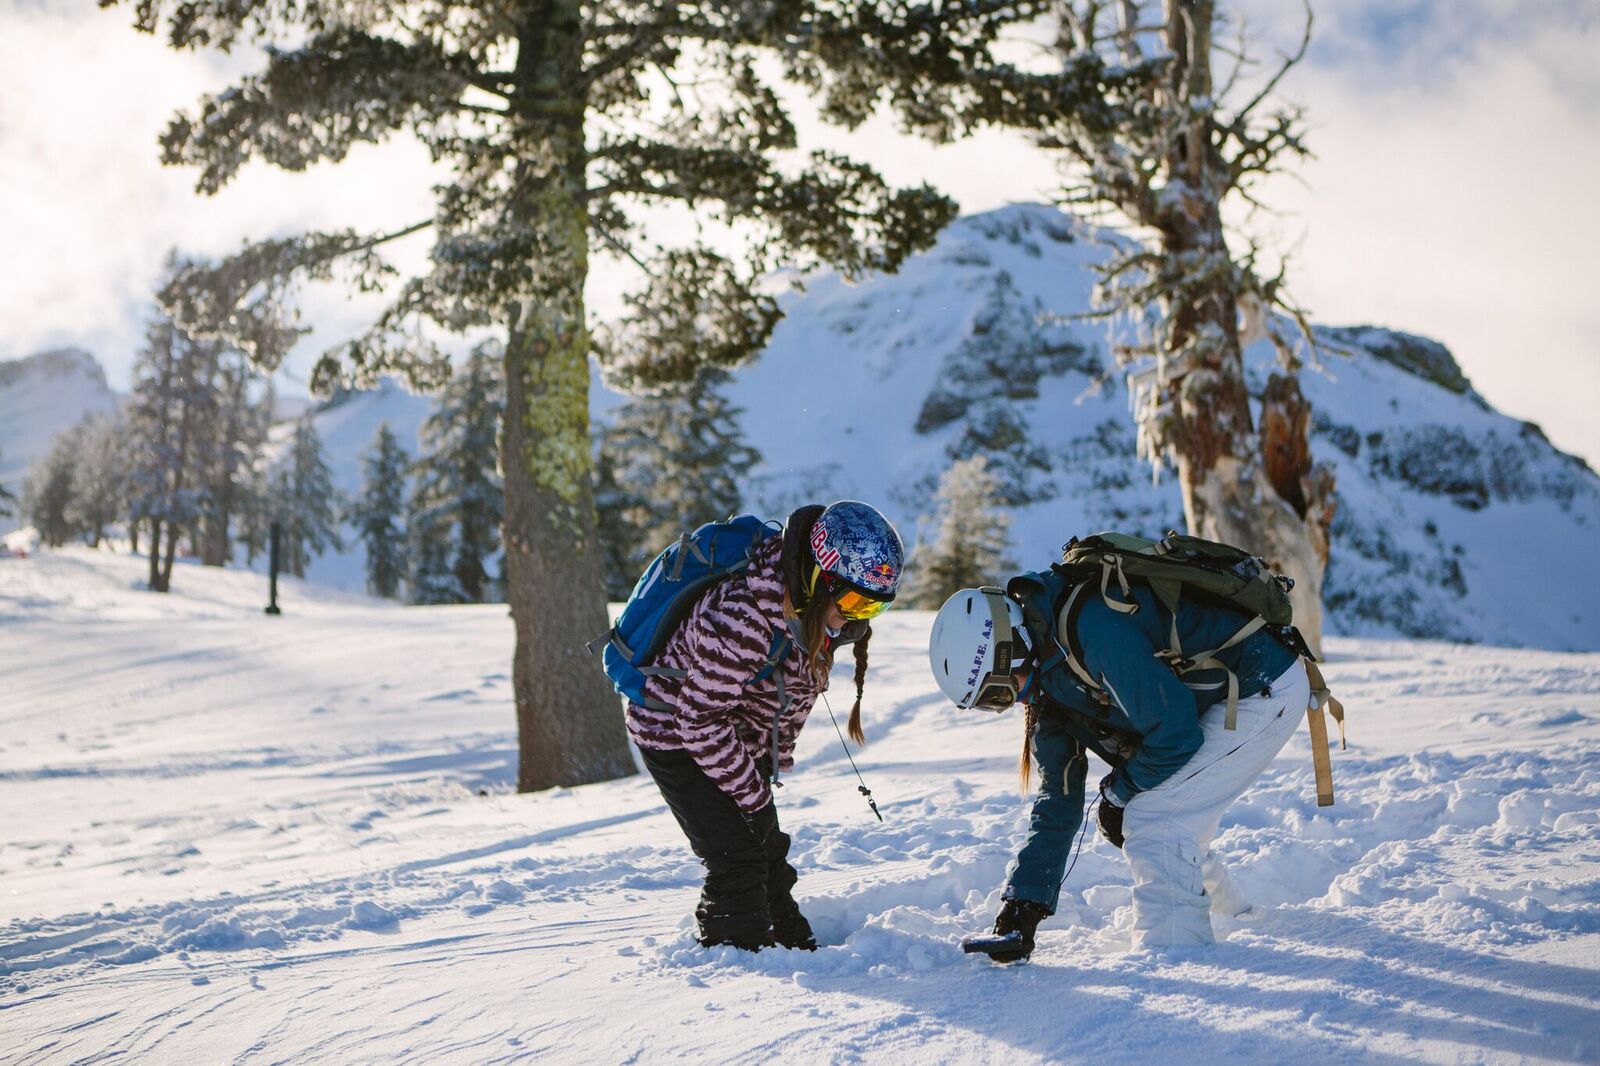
left=0, top=2, right=440, bottom=386
left=1233, top=0, right=1600, bottom=464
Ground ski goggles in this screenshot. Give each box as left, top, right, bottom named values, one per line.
left=809, top=566, right=893, bottom=621
left=971, top=673, right=1023, bottom=713
left=833, top=586, right=892, bottom=621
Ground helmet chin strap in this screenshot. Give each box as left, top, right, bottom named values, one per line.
left=793, top=559, right=820, bottom=611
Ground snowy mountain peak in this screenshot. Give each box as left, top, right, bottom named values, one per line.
left=0, top=347, right=120, bottom=528
left=0, top=347, right=109, bottom=391
left=719, top=202, right=1600, bottom=651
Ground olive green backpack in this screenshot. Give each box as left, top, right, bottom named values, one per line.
left=1054, top=531, right=1346, bottom=805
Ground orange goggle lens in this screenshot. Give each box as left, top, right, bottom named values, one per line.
left=833, top=587, right=891, bottom=621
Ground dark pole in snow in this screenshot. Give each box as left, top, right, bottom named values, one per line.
left=265, top=521, right=282, bottom=616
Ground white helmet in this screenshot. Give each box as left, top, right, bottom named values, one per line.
left=929, top=587, right=1030, bottom=712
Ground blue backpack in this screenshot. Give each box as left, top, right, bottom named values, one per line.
left=588, top=515, right=794, bottom=713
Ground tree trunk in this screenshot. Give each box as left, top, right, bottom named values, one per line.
left=148, top=518, right=167, bottom=592
left=160, top=521, right=180, bottom=590
left=503, top=2, right=637, bottom=793
left=202, top=369, right=247, bottom=567
left=1156, top=0, right=1333, bottom=652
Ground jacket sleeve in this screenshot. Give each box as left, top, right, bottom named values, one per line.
left=675, top=586, right=776, bottom=813
left=1003, top=715, right=1088, bottom=913
left=1082, top=610, right=1203, bottom=804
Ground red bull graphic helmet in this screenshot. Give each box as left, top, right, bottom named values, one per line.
left=806, top=501, right=905, bottom=621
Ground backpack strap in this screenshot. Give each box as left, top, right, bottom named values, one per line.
left=667, top=529, right=712, bottom=582
left=1098, top=555, right=1138, bottom=614
left=1159, top=615, right=1269, bottom=730
left=1301, top=658, right=1345, bottom=808
left=746, top=617, right=803, bottom=787
left=1056, top=581, right=1113, bottom=711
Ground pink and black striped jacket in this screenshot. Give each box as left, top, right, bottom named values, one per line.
left=625, top=534, right=827, bottom=813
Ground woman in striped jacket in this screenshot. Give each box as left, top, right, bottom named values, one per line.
left=626, top=501, right=904, bottom=951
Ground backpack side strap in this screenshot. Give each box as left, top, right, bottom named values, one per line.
left=1159, top=614, right=1269, bottom=730
left=1301, top=658, right=1346, bottom=807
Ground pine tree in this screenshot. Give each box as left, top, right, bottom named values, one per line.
left=406, top=489, right=459, bottom=606
left=0, top=450, right=17, bottom=520
left=113, top=0, right=960, bottom=792
left=195, top=352, right=273, bottom=566
left=875, top=1, right=1335, bottom=646
left=412, top=343, right=503, bottom=604
left=233, top=380, right=278, bottom=566
left=125, top=295, right=223, bottom=592
left=24, top=426, right=85, bottom=548
left=66, top=411, right=131, bottom=548
left=350, top=422, right=410, bottom=599
left=595, top=368, right=761, bottom=595
left=903, top=455, right=1014, bottom=609
left=272, top=418, right=343, bottom=578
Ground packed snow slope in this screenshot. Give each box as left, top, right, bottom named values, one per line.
left=3, top=549, right=1598, bottom=1064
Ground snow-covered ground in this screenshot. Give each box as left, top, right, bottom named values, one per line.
left=3, top=548, right=1598, bottom=1063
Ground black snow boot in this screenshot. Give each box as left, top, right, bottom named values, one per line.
left=962, top=899, right=1049, bottom=963
left=771, top=900, right=817, bottom=951
left=697, top=905, right=777, bottom=952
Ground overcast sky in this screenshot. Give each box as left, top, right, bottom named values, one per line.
left=2, top=0, right=1596, bottom=468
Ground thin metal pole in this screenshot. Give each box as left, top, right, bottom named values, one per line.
left=265, top=521, right=282, bottom=616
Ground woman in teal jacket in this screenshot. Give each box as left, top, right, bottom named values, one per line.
left=929, top=567, right=1309, bottom=959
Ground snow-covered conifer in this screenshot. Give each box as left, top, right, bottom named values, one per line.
left=194, top=352, right=272, bottom=566
left=272, top=418, right=342, bottom=579
left=24, top=425, right=85, bottom=547
left=411, top=344, right=502, bottom=604
left=596, top=368, right=760, bottom=595
left=350, top=422, right=410, bottom=600
left=66, top=410, right=131, bottom=548
left=0, top=450, right=17, bottom=519
left=125, top=281, right=226, bottom=592
left=903, top=456, right=1014, bottom=608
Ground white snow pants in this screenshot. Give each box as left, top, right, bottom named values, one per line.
left=1121, top=659, right=1310, bottom=949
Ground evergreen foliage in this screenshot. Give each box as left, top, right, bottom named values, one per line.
left=125, top=258, right=273, bottom=589
left=126, top=313, right=217, bottom=591
left=350, top=422, right=410, bottom=600
left=595, top=368, right=761, bottom=598
left=24, top=425, right=86, bottom=548
left=0, top=450, right=17, bottom=519
left=194, top=352, right=274, bottom=566
left=111, top=0, right=965, bottom=792
left=410, top=343, right=503, bottom=604
left=272, top=418, right=343, bottom=579
left=405, top=487, right=459, bottom=606
left=903, top=455, right=1014, bottom=609
left=66, top=411, right=132, bottom=547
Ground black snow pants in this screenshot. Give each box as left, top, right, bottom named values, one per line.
left=640, top=747, right=813, bottom=951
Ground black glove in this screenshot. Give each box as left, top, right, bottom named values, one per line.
left=1096, top=778, right=1126, bottom=849
left=989, top=898, right=1049, bottom=962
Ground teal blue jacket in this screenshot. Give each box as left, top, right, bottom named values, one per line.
left=1002, top=567, right=1297, bottom=911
